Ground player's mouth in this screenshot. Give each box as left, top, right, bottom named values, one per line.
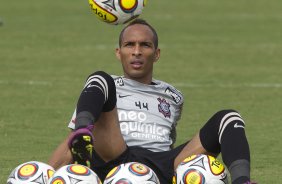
left=130, top=60, right=143, bottom=69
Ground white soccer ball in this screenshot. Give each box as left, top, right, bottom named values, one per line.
left=173, top=154, right=228, bottom=184
left=48, top=164, right=101, bottom=184
left=88, top=0, right=148, bottom=25
left=7, top=161, right=55, bottom=184
left=103, top=162, right=160, bottom=184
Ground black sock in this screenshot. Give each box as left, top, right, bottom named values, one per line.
left=200, top=110, right=251, bottom=183
left=229, top=160, right=250, bottom=184
left=75, top=71, right=116, bottom=129
left=219, top=113, right=250, bottom=183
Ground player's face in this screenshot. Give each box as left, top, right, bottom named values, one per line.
left=116, top=24, right=160, bottom=84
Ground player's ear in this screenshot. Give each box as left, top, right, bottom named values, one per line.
left=154, top=48, right=160, bottom=62
left=115, top=48, right=121, bottom=60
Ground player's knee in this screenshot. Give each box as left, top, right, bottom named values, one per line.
left=90, top=71, right=114, bottom=85
left=215, top=109, right=244, bottom=123
left=213, top=109, right=240, bottom=119
left=203, top=109, right=240, bottom=128
left=88, top=71, right=115, bottom=93
left=209, top=109, right=244, bottom=131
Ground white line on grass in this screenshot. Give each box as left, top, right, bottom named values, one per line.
left=172, top=83, right=282, bottom=88
left=0, top=80, right=52, bottom=86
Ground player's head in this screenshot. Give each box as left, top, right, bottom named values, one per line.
left=119, top=19, right=159, bottom=49
left=116, top=18, right=160, bottom=84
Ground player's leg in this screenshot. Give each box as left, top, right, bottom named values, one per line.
left=69, top=71, right=126, bottom=166
left=174, top=109, right=251, bottom=184
left=48, top=135, right=74, bottom=169
left=92, top=108, right=126, bottom=162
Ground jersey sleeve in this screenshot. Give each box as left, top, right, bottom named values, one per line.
left=162, top=81, right=184, bottom=125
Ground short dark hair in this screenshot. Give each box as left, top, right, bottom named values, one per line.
left=118, top=18, right=158, bottom=49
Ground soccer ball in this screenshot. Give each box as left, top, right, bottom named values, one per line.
left=7, top=161, right=55, bottom=184
left=88, top=0, right=147, bottom=25
left=48, top=164, right=101, bottom=184
left=104, top=162, right=160, bottom=184
left=173, top=154, right=228, bottom=184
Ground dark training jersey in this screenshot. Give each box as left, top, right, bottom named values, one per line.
left=68, top=75, right=184, bottom=152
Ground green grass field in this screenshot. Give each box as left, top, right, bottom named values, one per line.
left=1, top=0, right=282, bottom=183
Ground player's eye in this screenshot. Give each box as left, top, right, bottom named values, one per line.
left=123, top=42, right=134, bottom=47
left=141, top=42, right=152, bottom=48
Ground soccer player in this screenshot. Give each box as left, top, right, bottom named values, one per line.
left=49, top=19, right=254, bottom=184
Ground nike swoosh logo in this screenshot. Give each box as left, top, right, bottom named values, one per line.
left=118, top=94, right=132, bottom=98
left=234, top=123, right=245, bottom=128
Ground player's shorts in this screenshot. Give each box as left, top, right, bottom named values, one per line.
left=91, top=142, right=188, bottom=184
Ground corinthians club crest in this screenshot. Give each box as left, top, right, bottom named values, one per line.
left=157, top=98, right=171, bottom=118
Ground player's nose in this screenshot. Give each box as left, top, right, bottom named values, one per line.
left=132, top=45, right=142, bottom=56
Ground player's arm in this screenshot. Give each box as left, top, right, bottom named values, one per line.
left=171, top=101, right=184, bottom=149
left=48, top=133, right=73, bottom=170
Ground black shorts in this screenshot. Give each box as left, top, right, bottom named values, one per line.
left=91, top=143, right=187, bottom=184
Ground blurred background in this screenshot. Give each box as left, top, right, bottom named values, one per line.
left=1, top=0, right=282, bottom=182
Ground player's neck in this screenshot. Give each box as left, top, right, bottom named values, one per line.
left=124, top=75, right=153, bottom=85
